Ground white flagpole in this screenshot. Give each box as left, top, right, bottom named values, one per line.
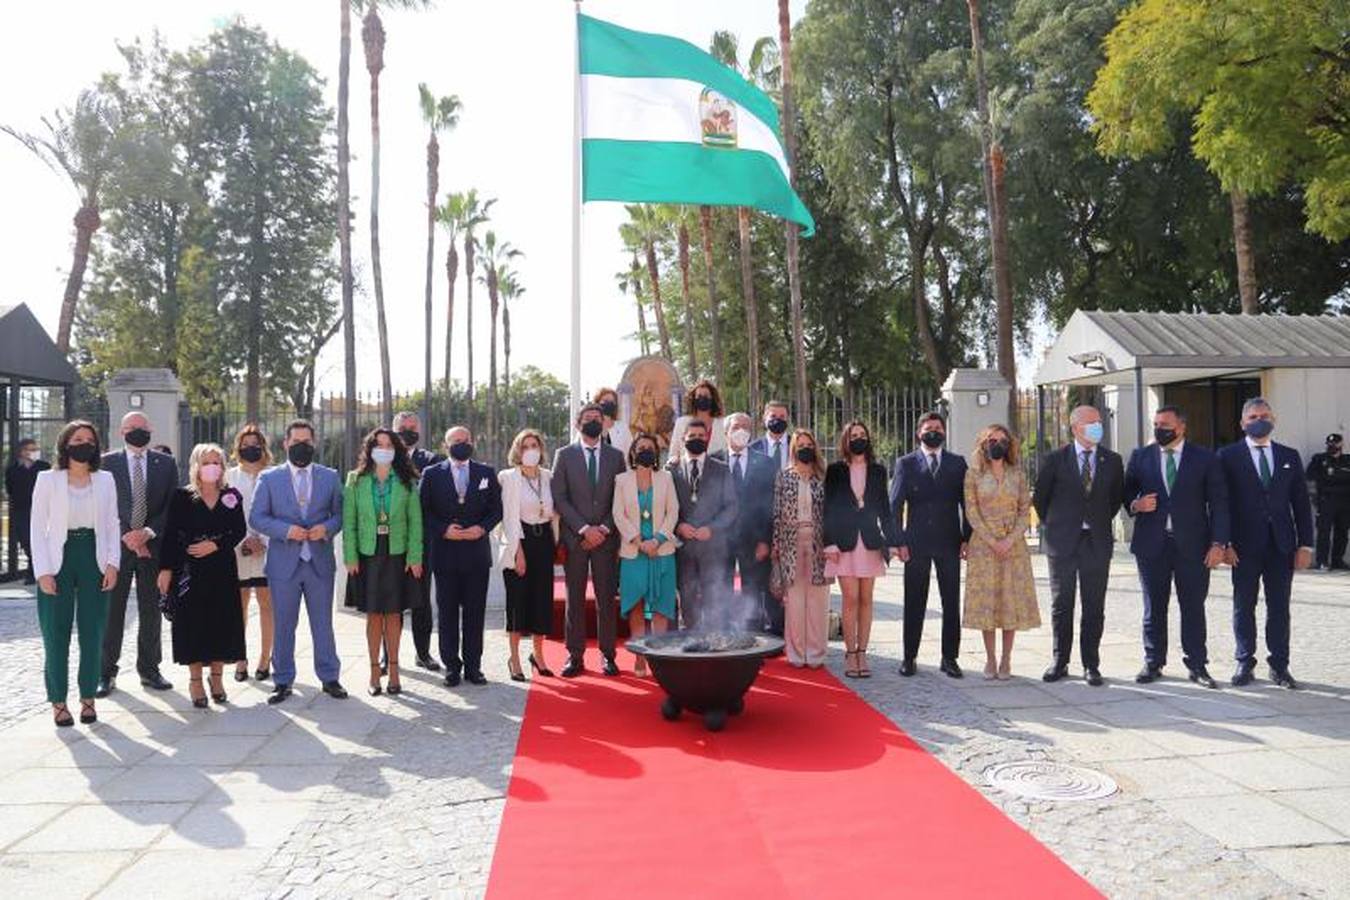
left=569, top=0, right=583, bottom=425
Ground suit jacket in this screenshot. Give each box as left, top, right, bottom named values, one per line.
left=668, top=454, right=738, bottom=556
left=1033, top=442, right=1125, bottom=556
left=889, top=449, right=971, bottom=556
left=497, top=467, right=560, bottom=567
left=613, top=469, right=680, bottom=559
left=28, top=469, right=122, bottom=579
left=712, top=448, right=775, bottom=552
left=824, top=460, right=900, bottom=552
left=1124, top=443, right=1230, bottom=559
left=420, top=459, right=502, bottom=573
left=749, top=435, right=792, bottom=471
left=102, top=447, right=178, bottom=555
left=249, top=463, right=344, bottom=580
left=551, top=440, right=626, bottom=547
left=5, top=458, right=49, bottom=516
left=1217, top=440, right=1314, bottom=556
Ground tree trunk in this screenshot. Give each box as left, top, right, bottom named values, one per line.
left=737, top=206, right=761, bottom=415
left=503, top=299, right=512, bottom=396
left=338, top=0, right=358, bottom=466
left=57, top=202, right=100, bottom=353
left=246, top=194, right=266, bottom=424
left=646, top=242, right=673, bottom=360
left=778, top=0, right=810, bottom=421
left=424, top=130, right=438, bottom=424
left=678, top=222, right=697, bottom=380
left=487, top=272, right=499, bottom=455
left=632, top=255, right=650, bottom=357
left=465, top=234, right=476, bottom=404
left=1231, top=189, right=1259, bottom=313
left=911, top=240, right=947, bottom=385
left=364, top=9, right=392, bottom=421
left=699, top=206, right=724, bottom=386
left=444, top=243, right=457, bottom=402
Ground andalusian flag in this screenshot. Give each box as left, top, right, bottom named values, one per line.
left=578, top=14, right=816, bottom=236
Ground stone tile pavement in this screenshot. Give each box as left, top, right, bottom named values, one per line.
left=0, top=554, right=1346, bottom=898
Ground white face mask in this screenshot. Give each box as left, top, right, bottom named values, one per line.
left=199, top=463, right=223, bottom=484
left=727, top=428, right=751, bottom=451
left=521, top=448, right=542, bottom=467
left=371, top=448, right=396, bottom=466
left=25, top=450, right=40, bottom=462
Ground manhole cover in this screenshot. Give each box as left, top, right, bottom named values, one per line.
left=985, top=761, right=1118, bottom=802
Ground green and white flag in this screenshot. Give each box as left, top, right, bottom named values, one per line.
left=578, top=14, right=816, bottom=236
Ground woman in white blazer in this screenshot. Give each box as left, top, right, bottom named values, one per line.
left=498, top=429, right=560, bottom=681
left=30, top=421, right=121, bottom=727
left=613, top=432, right=680, bottom=676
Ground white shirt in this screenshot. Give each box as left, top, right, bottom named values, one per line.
left=516, top=468, right=554, bottom=525
left=124, top=447, right=148, bottom=484
left=1245, top=435, right=1274, bottom=478
left=683, top=453, right=707, bottom=486
left=923, top=449, right=941, bottom=473
left=727, top=448, right=748, bottom=481
left=228, top=465, right=268, bottom=580
left=763, top=434, right=790, bottom=469
left=67, top=482, right=96, bottom=529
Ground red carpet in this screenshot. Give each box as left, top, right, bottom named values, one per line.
left=487, top=643, right=1097, bottom=899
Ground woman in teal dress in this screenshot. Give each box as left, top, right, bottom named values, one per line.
left=613, top=433, right=680, bottom=676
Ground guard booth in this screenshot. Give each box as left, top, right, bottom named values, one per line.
left=0, top=304, right=80, bottom=581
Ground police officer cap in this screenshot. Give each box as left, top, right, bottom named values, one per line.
left=1329, top=433, right=1344, bottom=444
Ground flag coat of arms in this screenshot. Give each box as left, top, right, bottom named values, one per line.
left=578, top=14, right=816, bottom=236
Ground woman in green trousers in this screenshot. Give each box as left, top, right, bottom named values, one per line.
left=29, top=421, right=122, bottom=727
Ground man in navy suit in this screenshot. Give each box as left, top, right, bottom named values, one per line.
left=748, top=400, right=792, bottom=472
left=714, top=413, right=779, bottom=633
left=421, top=425, right=502, bottom=686
left=1217, top=398, right=1314, bottom=689
left=1123, top=406, right=1229, bottom=688
left=890, top=412, right=970, bottom=677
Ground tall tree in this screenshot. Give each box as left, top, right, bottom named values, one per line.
left=478, top=230, right=521, bottom=449
left=620, top=204, right=673, bottom=361
left=666, top=206, right=700, bottom=380
left=418, top=84, right=462, bottom=415
left=698, top=205, right=725, bottom=385
left=619, top=253, right=651, bottom=356
left=338, top=0, right=357, bottom=461
left=459, top=190, right=494, bottom=403
left=3, top=87, right=124, bottom=353
left=500, top=269, right=524, bottom=395
left=361, top=3, right=393, bottom=416
left=437, top=191, right=467, bottom=397
left=777, top=0, right=810, bottom=420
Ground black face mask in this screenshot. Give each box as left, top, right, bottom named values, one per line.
left=239, top=446, right=264, bottom=464
left=449, top=442, right=473, bottom=462
left=848, top=437, right=870, bottom=456
left=986, top=441, right=1009, bottom=461
left=599, top=401, right=618, bottom=419
left=67, top=443, right=98, bottom=465
left=692, top=396, right=713, bottom=412
left=125, top=428, right=151, bottom=449
left=580, top=419, right=604, bottom=439
left=1154, top=427, right=1179, bottom=447
left=920, top=431, right=945, bottom=449
left=287, top=442, right=315, bottom=467
left=795, top=446, right=817, bottom=464
left=685, top=438, right=708, bottom=456
left=635, top=449, right=657, bottom=469
left=1329, top=442, right=1343, bottom=455
left=766, top=417, right=788, bottom=435
left=398, top=429, right=419, bottom=447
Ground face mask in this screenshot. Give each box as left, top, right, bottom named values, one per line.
left=1330, top=443, right=1343, bottom=455
left=920, top=431, right=945, bottom=449
left=599, top=401, right=618, bottom=419
left=287, top=442, right=315, bottom=467
left=795, top=446, right=817, bottom=465
left=1082, top=422, right=1104, bottom=445
left=199, top=463, right=223, bottom=484
left=67, top=443, right=98, bottom=465
left=766, top=417, right=788, bottom=435
left=239, top=445, right=264, bottom=464
left=25, top=449, right=40, bottom=462
left=685, top=438, right=708, bottom=457
left=521, top=448, right=541, bottom=467
left=371, top=448, right=396, bottom=467
left=1153, top=427, right=1178, bottom=446
left=728, top=428, right=751, bottom=450
left=987, top=441, right=1009, bottom=461
left=693, top=395, right=713, bottom=412
left=1244, top=419, right=1274, bottom=440
left=449, top=442, right=474, bottom=462
left=398, top=429, right=419, bottom=447
left=125, top=427, right=151, bottom=449
left=848, top=437, right=870, bottom=456
left=580, top=420, right=603, bottom=439
left=635, top=448, right=657, bottom=469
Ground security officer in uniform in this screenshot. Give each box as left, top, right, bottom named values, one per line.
left=1308, top=433, right=1350, bottom=570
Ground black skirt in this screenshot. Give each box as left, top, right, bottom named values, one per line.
left=345, top=534, right=423, bottom=614
left=503, top=523, right=555, bottom=636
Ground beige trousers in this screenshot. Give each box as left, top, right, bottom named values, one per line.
left=784, top=525, right=828, bottom=666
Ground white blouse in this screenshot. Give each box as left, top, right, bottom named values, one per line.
left=515, top=468, right=554, bottom=525
left=67, top=482, right=96, bottom=529
left=227, top=465, right=269, bottom=580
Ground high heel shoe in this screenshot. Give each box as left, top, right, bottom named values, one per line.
left=997, top=658, right=1012, bottom=681
left=528, top=654, right=554, bottom=678
left=234, top=664, right=249, bottom=683
left=53, top=703, right=74, bottom=728
left=80, top=699, right=97, bottom=724
left=508, top=658, right=526, bottom=682
left=857, top=649, right=872, bottom=678
left=386, top=663, right=402, bottom=695
left=209, top=674, right=227, bottom=704
left=368, top=664, right=383, bottom=697
left=189, top=677, right=208, bottom=709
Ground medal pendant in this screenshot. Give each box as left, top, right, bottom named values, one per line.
left=641, top=509, right=651, bottom=520
left=376, top=524, right=390, bottom=536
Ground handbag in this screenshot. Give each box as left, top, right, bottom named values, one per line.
left=159, top=566, right=189, bottom=622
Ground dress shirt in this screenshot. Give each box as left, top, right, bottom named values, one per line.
left=1243, top=436, right=1313, bottom=552
left=517, top=469, right=554, bottom=525
left=1161, top=440, right=1183, bottom=530
left=763, top=435, right=789, bottom=469
left=727, top=449, right=747, bottom=482
left=1076, top=439, right=1097, bottom=530
left=126, top=448, right=153, bottom=536
left=577, top=437, right=605, bottom=535
left=924, top=449, right=941, bottom=475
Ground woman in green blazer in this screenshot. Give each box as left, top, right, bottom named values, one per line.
left=344, top=428, right=424, bottom=696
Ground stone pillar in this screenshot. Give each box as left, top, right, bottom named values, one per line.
left=105, top=369, right=184, bottom=461
left=940, top=368, right=1012, bottom=457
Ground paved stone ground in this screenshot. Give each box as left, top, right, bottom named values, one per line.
left=0, top=552, right=1346, bottom=898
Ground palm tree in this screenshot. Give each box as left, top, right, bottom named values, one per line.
left=776, top=0, right=810, bottom=420
left=437, top=192, right=467, bottom=398
left=337, top=0, right=357, bottom=464
left=665, top=206, right=700, bottom=381
left=478, top=231, right=522, bottom=451
left=418, top=85, right=462, bottom=419
left=699, top=206, right=724, bottom=386
left=500, top=270, right=524, bottom=395
left=620, top=204, right=673, bottom=361
left=617, top=255, right=651, bottom=356
left=459, top=190, right=495, bottom=404
left=3, top=88, right=122, bottom=353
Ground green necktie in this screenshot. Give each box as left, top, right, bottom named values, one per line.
left=772, top=440, right=782, bottom=468
left=587, top=446, right=598, bottom=487
left=1258, top=446, right=1272, bottom=488
left=1165, top=449, right=1177, bottom=494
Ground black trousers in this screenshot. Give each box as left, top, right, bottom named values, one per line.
left=1315, top=497, right=1350, bottom=567
left=1047, top=532, right=1113, bottom=670
left=903, top=551, right=962, bottom=662
left=1137, top=536, right=1211, bottom=670
left=563, top=537, right=619, bottom=659
left=435, top=567, right=489, bottom=676
left=9, top=510, right=33, bottom=577
left=727, top=545, right=773, bottom=632
left=409, top=573, right=435, bottom=658
left=103, top=548, right=163, bottom=679
left=1231, top=531, right=1293, bottom=670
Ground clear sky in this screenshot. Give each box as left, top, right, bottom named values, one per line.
left=1, top=1, right=810, bottom=397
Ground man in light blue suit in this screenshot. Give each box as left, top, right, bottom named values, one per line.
left=250, top=419, right=347, bottom=704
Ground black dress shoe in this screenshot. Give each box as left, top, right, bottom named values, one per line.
left=465, top=671, right=488, bottom=685
left=528, top=654, right=554, bottom=677
left=1085, top=668, right=1104, bottom=687
left=1231, top=663, right=1256, bottom=687
left=1187, top=667, right=1218, bottom=689
left=321, top=680, right=348, bottom=699
left=267, top=684, right=293, bottom=705
left=443, top=671, right=462, bottom=687
left=898, top=658, right=917, bottom=677
left=95, top=676, right=115, bottom=698
left=560, top=658, right=585, bottom=678
left=416, top=655, right=442, bottom=672
left=1269, top=667, right=1299, bottom=690
left=601, top=657, right=621, bottom=677
left=1042, top=665, right=1068, bottom=683
left=255, top=667, right=270, bottom=681
left=939, top=658, right=963, bottom=679
left=1135, top=665, right=1162, bottom=684
left=140, top=672, right=173, bottom=691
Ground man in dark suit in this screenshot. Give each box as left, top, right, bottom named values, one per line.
left=669, top=418, right=738, bottom=630
left=748, top=400, right=792, bottom=473
left=1217, top=398, right=1314, bottom=689
left=395, top=411, right=444, bottom=671
left=98, top=412, right=179, bottom=696
left=552, top=404, right=627, bottom=677
left=890, top=412, right=970, bottom=678
left=1033, top=405, right=1125, bottom=686
left=5, top=438, right=49, bottom=584
left=421, top=425, right=502, bottom=686
left=1123, top=406, right=1229, bottom=688
left=1307, top=433, right=1350, bottom=570
left=714, top=413, right=778, bottom=633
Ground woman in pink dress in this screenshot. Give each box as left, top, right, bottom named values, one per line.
left=824, top=421, right=900, bottom=677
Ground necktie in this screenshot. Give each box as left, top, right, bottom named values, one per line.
left=928, top=453, right=939, bottom=476
left=771, top=440, right=782, bottom=469
left=690, top=458, right=701, bottom=499
left=130, top=453, right=147, bottom=530
left=1258, top=446, right=1272, bottom=488
left=587, top=447, right=598, bottom=486
left=454, top=463, right=467, bottom=499
left=1080, top=449, right=1094, bottom=494
left=733, top=453, right=745, bottom=487
left=1165, top=449, right=1177, bottom=494
left=296, top=468, right=312, bottom=561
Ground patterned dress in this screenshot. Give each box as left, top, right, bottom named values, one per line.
left=962, top=464, right=1040, bottom=631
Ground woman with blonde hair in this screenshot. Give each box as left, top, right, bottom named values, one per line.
left=770, top=428, right=831, bottom=667
left=498, top=428, right=557, bottom=681
left=963, top=424, right=1039, bottom=679
left=157, top=443, right=247, bottom=708
left=228, top=424, right=273, bottom=682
